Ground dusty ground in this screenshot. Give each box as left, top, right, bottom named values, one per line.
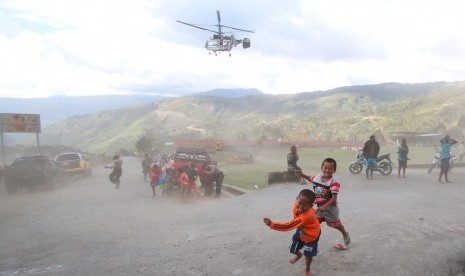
left=0, top=157, right=465, bottom=276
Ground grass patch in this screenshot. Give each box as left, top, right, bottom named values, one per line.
left=215, top=145, right=438, bottom=190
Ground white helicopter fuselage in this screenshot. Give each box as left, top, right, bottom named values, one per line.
left=177, top=10, right=253, bottom=55
left=205, top=34, right=237, bottom=52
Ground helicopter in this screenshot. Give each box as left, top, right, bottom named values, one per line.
left=176, top=10, right=254, bottom=56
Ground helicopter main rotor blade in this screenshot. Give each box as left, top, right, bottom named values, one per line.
left=221, top=25, right=255, bottom=33
left=176, top=20, right=218, bottom=33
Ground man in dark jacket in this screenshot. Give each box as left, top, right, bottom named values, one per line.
left=201, top=163, right=225, bottom=197
left=362, top=135, right=380, bottom=180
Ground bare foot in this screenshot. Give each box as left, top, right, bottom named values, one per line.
left=304, top=270, right=313, bottom=276
left=334, top=243, right=348, bottom=250
left=290, top=253, right=302, bottom=264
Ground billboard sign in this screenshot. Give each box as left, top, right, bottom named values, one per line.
left=0, top=113, right=41, bottom=133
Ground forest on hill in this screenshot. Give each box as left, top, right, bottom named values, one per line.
left=18, top=81, right=465, bottom=153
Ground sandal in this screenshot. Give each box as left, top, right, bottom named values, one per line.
left=344, top=233, right=351, bottom=246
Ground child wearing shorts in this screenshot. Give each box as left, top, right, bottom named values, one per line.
left=264, top=189, right=320, bottom=276
left=297, top=158, right=350, bottom=250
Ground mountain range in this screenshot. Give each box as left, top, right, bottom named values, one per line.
left=0, top=88, right=261, bottom=127
left=4, top=81, right=465, bottom=154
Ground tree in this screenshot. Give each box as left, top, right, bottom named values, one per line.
left=135, top=130, right=155, bottom=154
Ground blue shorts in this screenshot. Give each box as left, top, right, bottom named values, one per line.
left=365, top=158, right=377, bottom=168
left=290, top=230, right=320, bottom=257
left=440, top=157, right=450, bottom=172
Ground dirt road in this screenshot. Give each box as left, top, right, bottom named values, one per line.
left=1, top=157, right=465, bottom=276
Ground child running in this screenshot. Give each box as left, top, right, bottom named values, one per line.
left=179, top=169, right=189, bottom=200
left=296, top=158, right=350, bottom=250
left=148, top=163, right=161, bottom=197
left=179, top=163, right=198, bottom=199
left=263, top=189, right=320, bottom=276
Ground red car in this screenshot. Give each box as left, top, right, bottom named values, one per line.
left=166, top=147, right=217, bottom=195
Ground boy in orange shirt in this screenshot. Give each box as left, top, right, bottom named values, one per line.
left=264, top=189, right=320, bottom=276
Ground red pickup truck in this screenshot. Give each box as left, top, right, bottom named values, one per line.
left=166, top=147, right=218, bottom=195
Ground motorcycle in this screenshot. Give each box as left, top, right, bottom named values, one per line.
left=349, top=151, right=394, bottom=176
left=427, top=148, right=457, bottom=173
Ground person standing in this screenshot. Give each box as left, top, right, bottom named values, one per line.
left=287, top=145, right=306, bottom=184
left=141, top=153, right=154, bottom=182
left=397, top=139, right=409, bottom=178
left=438, top=135, right=458, bottom=183
left=362, top=135, right=380, bottom=180
left=201, top=163, right=225, bottom=197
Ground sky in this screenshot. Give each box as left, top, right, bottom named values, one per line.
left=2, top=0, right=465, bottom=98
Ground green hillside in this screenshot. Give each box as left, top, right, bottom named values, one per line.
left=37, top=82, right=465, bottom=154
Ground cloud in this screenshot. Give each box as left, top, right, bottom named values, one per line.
left=2, top=0, right=465, bottom=98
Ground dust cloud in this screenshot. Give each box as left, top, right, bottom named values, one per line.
left=1, top=154, right=465, bottom=275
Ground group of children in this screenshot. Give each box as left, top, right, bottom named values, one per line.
left=146, top=161, right=170, bottom=197
left=142, top=154, right=192, bottom=198
left=146, top=161, right=212, bottom=200
left=264, top=157, right=350, bottom=276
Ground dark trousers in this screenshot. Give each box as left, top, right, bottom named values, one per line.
left=215, top=172, right=224, bottom=196
left=440, top=157, right=450, bottom=173
left=109, top=169, right=122, bottom=184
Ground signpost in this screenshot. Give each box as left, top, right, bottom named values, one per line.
left=0, top=113, right=41, bottom=165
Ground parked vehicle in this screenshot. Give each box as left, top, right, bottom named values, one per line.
left=54, top=152, right=92, bottom=177
left=165, top=147, right=217, bottom=196
left=3, top=155, right=66, bottom=194
left=155, top=153, right=170, bottom=165
left=427, top=148, right=457, bottom=173
left=349, top=151, right=394, bottom=176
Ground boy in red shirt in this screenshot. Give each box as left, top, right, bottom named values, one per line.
left=264, top=189, right=320, bottom=276
left=148, top=163, right=161, bottom=197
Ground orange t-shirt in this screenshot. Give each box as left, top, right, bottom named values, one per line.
left=269, top=202, right=320, bottom=243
